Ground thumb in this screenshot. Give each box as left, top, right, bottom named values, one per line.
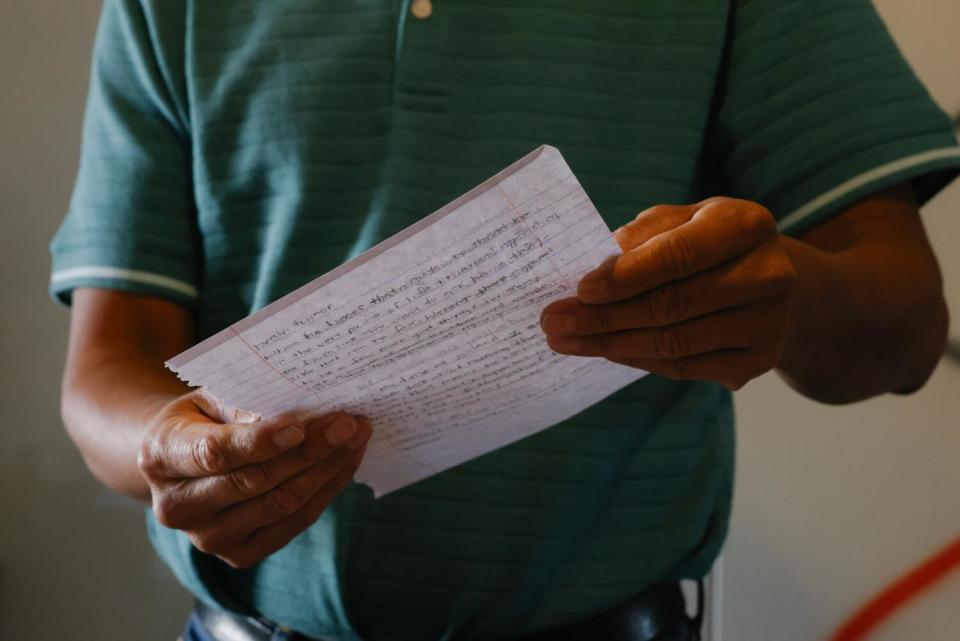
left=143, top=389, right=306, bottom=479
left=192, top=387, right=262, bottom=424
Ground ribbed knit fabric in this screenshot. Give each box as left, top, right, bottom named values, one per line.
left=51, top=1, right=959, bottom=639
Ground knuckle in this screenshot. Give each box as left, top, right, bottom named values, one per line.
left=700, top=196, right=730, bottom=206
left=650, top=284, right=688, bottom=324
left=654, top=326, right=688, bottom=360
left=595, top=306, right=612, bottom=333
left=153, top=503, right=176, bottom=529
left=659, top=233, right=697, bottom=278
left=765, top=260, right=797, bottom=293
left=284, top=480, right=310, bottom=506
left=232, top=431, right=259, bottom=462
left=741, top=203, right=777, bottom=237
left=266, top=486, right=304, bottom=517
left=633, top=205, right=659, bottom=222
left=645, top=291, right=663, bottom=326
left=230, top=463, right=269, bottom=497
left=192, top=433, right=227, bottom=475
left=153, top=494, right=186, bottom=529
left=137, top=440, right=164, bottom=479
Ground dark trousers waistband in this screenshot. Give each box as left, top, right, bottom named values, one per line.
left=187, top=581, right=702, bottom=641
left=514, top=581, right=701, bottom=641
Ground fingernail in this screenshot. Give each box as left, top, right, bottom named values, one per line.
left=549, top=335, right=582, bottom=353
left=274, top=425, right=305, bottom=449
left=578, top=279, right=610, bottom=302
left=541, top=313, right=576, bottom=335
left=325, top=417, right=358, bottom=446
left=345, top=417, right=371, bottom=451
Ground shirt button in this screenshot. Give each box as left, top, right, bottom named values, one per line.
left=411, top=0, right=433, bottom=19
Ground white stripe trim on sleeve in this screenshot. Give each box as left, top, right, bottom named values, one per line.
left=777, top=146, right=960, bottom=232
left=51, top=266, right=198, bottom=298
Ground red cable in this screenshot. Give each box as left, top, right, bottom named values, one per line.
left=828, top=534, right=960, bottom=641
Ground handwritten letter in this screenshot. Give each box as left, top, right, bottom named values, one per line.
left=167, top=146, right=646, bottom=497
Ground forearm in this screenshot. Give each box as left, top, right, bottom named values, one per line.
left=62, top=347, right=190, bottom=502
left=61, top=289, right=196, bottom=502
left=777, top=234, right=948, bottom=404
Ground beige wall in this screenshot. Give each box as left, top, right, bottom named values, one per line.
left=0, top=2, right=956, bottom=640
left=0, top=1, right=191, bottom=639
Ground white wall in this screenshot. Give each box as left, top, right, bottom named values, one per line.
left=0, top=2, right=956, bottom=641
left=723, top=2, right=960, bottom=640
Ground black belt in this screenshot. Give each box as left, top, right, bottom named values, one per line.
left=191, top=581, right=701, bottom=641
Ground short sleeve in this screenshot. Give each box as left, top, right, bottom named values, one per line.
left=50, top=0, right=197, bottom=306
left=706, top=0, right=960, bottom=236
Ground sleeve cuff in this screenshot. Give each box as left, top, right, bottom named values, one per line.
left=50, top=265, right=198, bottom=307
left=777, top=146, right=960, bottom=236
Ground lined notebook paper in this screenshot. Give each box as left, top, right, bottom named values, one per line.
left=167, top=146, right=646, bottom=496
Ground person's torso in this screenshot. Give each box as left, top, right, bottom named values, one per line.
left=165, top=2, right=736, bottom=639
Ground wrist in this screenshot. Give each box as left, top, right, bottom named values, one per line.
left=774, top=232, right=948, bottom=403
left=774, top=235, right=864, bottom=403
left=776, top=236, right=841, bottom=367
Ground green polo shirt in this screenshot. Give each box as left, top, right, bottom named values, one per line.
left=50, top=1, right=960, bottom=639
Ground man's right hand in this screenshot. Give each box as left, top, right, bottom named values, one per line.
left=138, top=388, right=371, bottom=568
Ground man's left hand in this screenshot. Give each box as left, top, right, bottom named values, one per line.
left=540, top=198, right=797, bottom=390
